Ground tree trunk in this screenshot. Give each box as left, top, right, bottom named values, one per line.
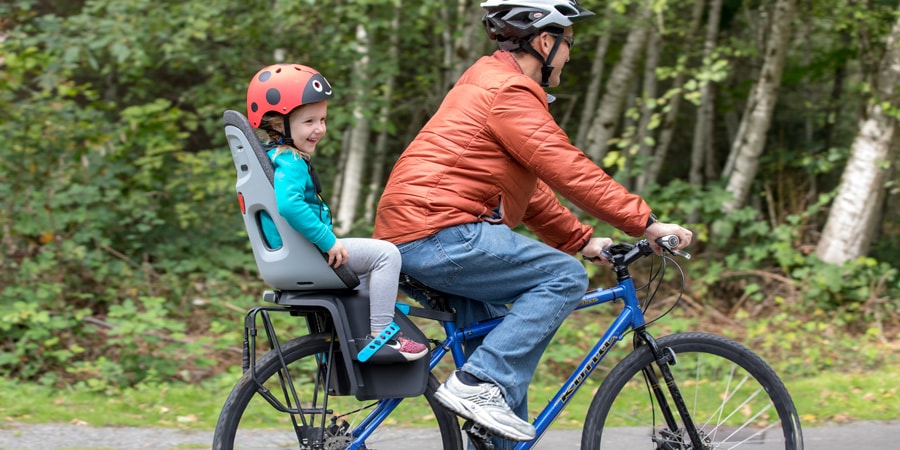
left=334, top=24, right=371, bottom=234
left=816, top=6, right=900, bottom=264
left=722, top=0, right=797, bottom=212
left=631, top=26, right=660, bottom=193
left=689, top=0, right=723, bottom=189
left=440, top=1, right=486, bottom=91
left=584, top=6, right=652, bottom=162
left=575, top=6, right=614, bottom=148
left=363, top=6, right=400, bottom=227
left=642, top=0, right=705, bottom=189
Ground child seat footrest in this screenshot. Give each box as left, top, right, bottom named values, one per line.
left=356, top=322, right=401, bottom=363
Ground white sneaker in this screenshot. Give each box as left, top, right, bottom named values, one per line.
left=433, top=371, right=536, bottom=441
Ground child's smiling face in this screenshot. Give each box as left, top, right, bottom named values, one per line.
left=287, top=101, right=328, bottom=154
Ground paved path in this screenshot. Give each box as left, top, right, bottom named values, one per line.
left=1, top=420, right=899, bottom=449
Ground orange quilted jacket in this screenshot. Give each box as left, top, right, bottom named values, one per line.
left=373, top=51, right=651, bottom=255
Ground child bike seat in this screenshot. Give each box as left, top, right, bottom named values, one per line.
left=223, top=110, right=360, bottom=291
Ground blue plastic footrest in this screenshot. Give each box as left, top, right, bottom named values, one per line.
left=356, top=321, right=401, bottom=363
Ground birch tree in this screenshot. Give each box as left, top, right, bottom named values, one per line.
left=632, top=25, right=660, bottom=192
left=722, top=0, right=797, bottom=212
left=689, top=0, right=723, bottom=188
left=363, top=6, right=400, bottom=225
left=583, top=5, right=652, bottom=162
left=333, top=24, right=371, bottom=234
left=445, top=0, right=489, bottom=86
left=816, top=6, right=900, bottom=264
left=575, top=6, right=614, bottom=148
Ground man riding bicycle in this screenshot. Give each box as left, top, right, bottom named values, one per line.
left=373, top=0, right=692, bottom=446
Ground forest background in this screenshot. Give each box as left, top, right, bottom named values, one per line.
left=1, top=0, right=898, bottom=428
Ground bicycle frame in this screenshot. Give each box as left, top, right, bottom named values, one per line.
left=346, top=276, right=652, bottom=449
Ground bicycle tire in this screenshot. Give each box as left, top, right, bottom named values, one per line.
left=581, top=332, right=803, bottom=449
left=213, top=333, right=464, bottom=449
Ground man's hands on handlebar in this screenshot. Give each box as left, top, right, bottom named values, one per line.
left=644, top=221, right=692, bottom=255
left=580, top=220, right=693, bottom=266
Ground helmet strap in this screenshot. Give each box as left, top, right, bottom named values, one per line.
left=521, top=33, right=564, bottom=87
left=281, top=115, right=295, bottom=148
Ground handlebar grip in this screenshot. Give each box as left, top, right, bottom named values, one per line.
left=655, top=234, right=692, bottom=259
left=656, top=235, right=679, bottom=249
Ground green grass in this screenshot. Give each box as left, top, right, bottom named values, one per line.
left=1, top=363, right=897, bottom=431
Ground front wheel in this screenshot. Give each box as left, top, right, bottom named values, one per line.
left=582, top=332, right=803, bottom=449
left=213, top=333, right=463, bottom=449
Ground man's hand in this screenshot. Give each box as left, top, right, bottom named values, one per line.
left=645, top=222, right=693, bottom=254
left=580, top=237, right=614, bottom=265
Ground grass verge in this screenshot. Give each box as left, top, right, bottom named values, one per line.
left=1, top=364, right=897, bottom=431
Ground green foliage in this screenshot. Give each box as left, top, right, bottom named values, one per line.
left=0, top=0, right=898, bottom=391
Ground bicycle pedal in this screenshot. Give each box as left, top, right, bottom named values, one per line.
left=462, top=419, right=495, bottom=450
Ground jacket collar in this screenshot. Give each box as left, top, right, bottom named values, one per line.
left=492, top=50, right=524, bottom=74
left=490, top=50, right=556, bottom=106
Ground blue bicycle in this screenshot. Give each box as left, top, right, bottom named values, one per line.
left=213, top=236, right=803, bottom=449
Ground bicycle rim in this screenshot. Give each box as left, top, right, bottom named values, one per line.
left=582, top=332, right=803, bottom=449
left=213, top=333, right=463, bottom=450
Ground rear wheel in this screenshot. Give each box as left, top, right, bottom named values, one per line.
left=213, top=333, right=463, bottom=449
left=582, top=332, right=803, bottom=449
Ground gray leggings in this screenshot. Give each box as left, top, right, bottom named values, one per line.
left=341, top=238, right=402, bottom=334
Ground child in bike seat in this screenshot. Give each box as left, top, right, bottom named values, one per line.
left=245, top=63, right=427, bottom=364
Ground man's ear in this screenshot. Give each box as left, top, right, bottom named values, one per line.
left=537, top=32, right=553, bottom=55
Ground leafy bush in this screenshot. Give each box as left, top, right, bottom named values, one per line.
left=0, top=29, right=253, bottom=386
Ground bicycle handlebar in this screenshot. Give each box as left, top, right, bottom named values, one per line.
left=656, top=235, right=692, bottom=260
left=601, top=235, right=691, bottom=272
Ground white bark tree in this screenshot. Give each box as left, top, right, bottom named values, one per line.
left=333, top=24, right=371, bottom=234
left=583, top=5, right=653, bottom=162
left=816, top=6, right=900, bottom=264
left=722, top=0, right=797, bottom=212
left=630, top=26, right=660, bottom=192
left=575, top=6, right=614, bottom=148
left=447, top=0, right=489, bottom=85
left=363, top=6, right=401, bottom=225
left=689, top=0, right=723, bottom=189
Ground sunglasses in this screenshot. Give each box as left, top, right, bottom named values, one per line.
left=559, top=34, right=574, bottom=48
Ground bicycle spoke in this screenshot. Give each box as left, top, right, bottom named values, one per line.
left=583, top=333, right=802, bottom=450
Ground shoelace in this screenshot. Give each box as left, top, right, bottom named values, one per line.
left=470, top=385, right=505, bottom=407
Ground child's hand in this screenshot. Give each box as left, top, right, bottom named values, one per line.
left=325, top=240, right=349, bottom=268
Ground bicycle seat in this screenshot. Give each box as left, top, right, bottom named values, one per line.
left=223, top=110, right=360, bottom=291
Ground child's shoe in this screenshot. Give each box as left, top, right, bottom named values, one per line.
left=356, top=333, right=428, bottom=364
left=396, top=334, right=428, bottom=361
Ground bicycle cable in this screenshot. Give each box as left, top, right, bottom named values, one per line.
left=643, top=254, right=687, bottom=328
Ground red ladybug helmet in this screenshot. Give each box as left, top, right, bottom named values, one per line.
left=246, top=64, right=334, bottom=128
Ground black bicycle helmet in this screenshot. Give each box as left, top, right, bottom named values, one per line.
left=481, top=0, right=595, bottom=86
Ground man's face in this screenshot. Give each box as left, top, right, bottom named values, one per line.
left=538, top=27, right=574, bottom=87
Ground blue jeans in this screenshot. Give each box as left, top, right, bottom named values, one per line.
left=397, top=222, right=589, bottom=416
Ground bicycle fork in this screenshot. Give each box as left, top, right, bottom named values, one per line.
left=635, top=328, right=711, bottom=450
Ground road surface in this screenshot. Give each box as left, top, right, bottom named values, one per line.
left=1, top=420, right=898, bottom=448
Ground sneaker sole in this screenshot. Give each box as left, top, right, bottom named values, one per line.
left=400, top=348, right=428, bottom=361
left=433, top=386, right=535, bottom=441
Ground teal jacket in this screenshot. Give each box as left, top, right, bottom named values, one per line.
left=260, top=148, right=335, bottom=252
